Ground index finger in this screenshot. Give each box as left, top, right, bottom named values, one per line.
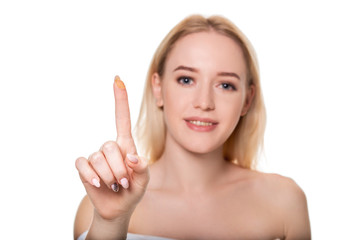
left=113, top=75, right=132, bottom=140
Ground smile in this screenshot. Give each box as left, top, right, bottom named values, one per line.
left=188, top=120, right=214, bottom=126
left=184, top=118, right=218, bottom=132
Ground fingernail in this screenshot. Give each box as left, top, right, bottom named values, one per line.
left=111, top=182, right=120, bottom=192
left=127, top=154, right=138, bottom=164
left=120, top=178, right=129, bottom=189
left=114, top=75, right=125, bottom=89
left=92, top=178, right=100, bottom=188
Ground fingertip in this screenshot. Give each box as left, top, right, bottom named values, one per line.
left=111, top=182, right=120, bottom=192
left=92, top=178, right=101, bottom=188
left=126, top=154, right=148, bottom=173
left=126, top=154, right=138, bottom=164
left=75, top=157, right=102, bottom=188
left=120, top=178, right=129, bottom=189
left=114, top=75, right=125, bottom=89
left=75, top=156, right=86, bottom=171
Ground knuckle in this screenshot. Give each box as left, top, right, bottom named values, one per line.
left=102, top=140, right=118, bottom=152
left=117, top=134, right=133, bottom=142
left=75, top=157, right=86, bottom=170
left=89, top=152, right=104, bottom=165
left=117, top=139, right=136, bottom=153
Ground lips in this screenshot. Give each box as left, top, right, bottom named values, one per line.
left=188, top=120, right=214, bottom=126
left=184, top=117, right=218, bottom=132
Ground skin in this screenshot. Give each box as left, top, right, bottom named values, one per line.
left=74, top=32, right=311, bottom=240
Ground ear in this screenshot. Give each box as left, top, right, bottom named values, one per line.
left=151, top=73, right=164, bottom=107
left=241, top=84, right=255, bottom=116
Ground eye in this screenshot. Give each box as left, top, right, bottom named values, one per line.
left=177, top=76, right=194, bottom=85
left=220, top=82, right=236, bottom=91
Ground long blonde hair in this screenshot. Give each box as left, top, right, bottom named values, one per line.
left=135, top=15, right=266, bottom=169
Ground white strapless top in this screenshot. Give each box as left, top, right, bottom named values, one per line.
left=78, top=230, right=283, bottom=240
left=77, top=231, right=176, bottom=240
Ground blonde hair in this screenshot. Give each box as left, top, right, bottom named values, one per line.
left=135, top=15, right=266, bottom=169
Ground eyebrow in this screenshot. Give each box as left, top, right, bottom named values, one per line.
left=173, top=65, right=199, bottom=73
left=217, top=72, right=241, bottom=80
left=173, top=65, right=241, bottom=80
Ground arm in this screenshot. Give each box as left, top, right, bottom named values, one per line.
left=283, top=179, right=311, bottom=240
left=74, top=76, right=149, bottom=239
left=74, top=196, right=130, bottom=240
left=74, top=196, right=93, bottom=239
left=86, top=210, right=130, bottom=240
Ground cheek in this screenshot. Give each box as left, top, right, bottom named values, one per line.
left=162, top=85, right=179, bottom=110
left=217, top=96, right=244, bottom=129
left=161, top=85, right=186, bottom=123
left=162, top=82, right=191, bottom=110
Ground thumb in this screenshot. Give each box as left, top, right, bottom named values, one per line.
left=126, top=154, right=150, bottom=187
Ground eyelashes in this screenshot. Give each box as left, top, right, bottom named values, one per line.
left=176, top=76, right=237, bottom=91
left=219, top=83, right=237, bottom=91
left=177, top=76, right=194, bottom=86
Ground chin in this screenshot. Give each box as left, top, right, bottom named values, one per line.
left=182, top=140, right=223, bottom=155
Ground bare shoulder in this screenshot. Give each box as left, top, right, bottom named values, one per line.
left=221, top=164, right=311, bottom=239
left=228, top=165, right=301, bottom=190
left=224, top=166, right=308, bottom=210
left=239, top=170, right=308, bottom=213
left=74, top=195, right=94, bottom=239
left=253, top=171, right=306, bottom=200
left=239, top=169, right=311, bottom=239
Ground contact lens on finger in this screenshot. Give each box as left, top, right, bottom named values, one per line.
left=114, top=75, right=125, bottom=89
left=111, top=182, right=120, bottom=192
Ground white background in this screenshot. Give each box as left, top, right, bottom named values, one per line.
left=0, top=0, right=359, bottom=239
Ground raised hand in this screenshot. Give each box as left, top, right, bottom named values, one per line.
left=75, top=76, right=149, bottom=222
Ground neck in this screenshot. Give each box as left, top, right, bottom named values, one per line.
left=155, top=136, right=229, bottom=194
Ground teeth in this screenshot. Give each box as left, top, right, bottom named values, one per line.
left=189, top=120, right=213, bottom=126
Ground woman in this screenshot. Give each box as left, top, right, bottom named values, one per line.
left=74, top=15, right=311, bottom=239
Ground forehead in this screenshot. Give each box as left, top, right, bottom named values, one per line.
left=165, top=31, right=247, bottom=74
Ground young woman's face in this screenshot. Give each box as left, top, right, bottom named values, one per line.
left=153, top=31, right=254, bottom=154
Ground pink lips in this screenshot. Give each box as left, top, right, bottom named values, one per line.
left=184, top=117, right=218, bottom=132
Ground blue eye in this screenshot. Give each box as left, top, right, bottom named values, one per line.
left=177, top=76, right=193, bottom=85
left=220, top=83, right=236, bottom=91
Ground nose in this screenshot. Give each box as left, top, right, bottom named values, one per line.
left=192, top=85, right=215, bottom=111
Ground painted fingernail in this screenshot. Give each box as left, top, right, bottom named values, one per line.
left=114, top=75, right=125, bottom=89
left=127, top=154, right=138, bottom=164
left=111, top=182, right=120, bottom=192
left=92, top=178, right=100, bottom=188
left=120, top=178, right=129, bottom=189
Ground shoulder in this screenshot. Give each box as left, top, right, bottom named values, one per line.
left=244, top=171, right=308, bottom=213
left=255, top=171, right=305, bottom=198
left=246, top=171, right=311, bottom=238
left=231, top=167, right=303, bottom=194
left=225, top=166, right=308, bottom=210
left=222, top=166, right=311, bottom=238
